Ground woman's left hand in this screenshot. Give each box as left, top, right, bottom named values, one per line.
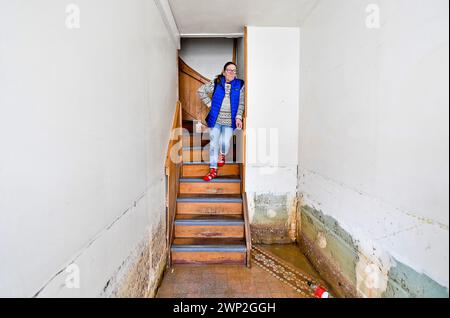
left=236, top=118, right=243, bottom=130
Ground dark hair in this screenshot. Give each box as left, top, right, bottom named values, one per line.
left=215, top=61, right=237, bottom=84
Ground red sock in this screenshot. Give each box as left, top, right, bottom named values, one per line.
left=218, top=153, right=225, bottom=167
left=203, top=168, right=217, bottom=182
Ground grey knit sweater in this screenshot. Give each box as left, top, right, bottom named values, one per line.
left=197, top=80, right=245, bottom=126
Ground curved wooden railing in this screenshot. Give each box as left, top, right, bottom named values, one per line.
left=178, top=58, right=211, bottom=125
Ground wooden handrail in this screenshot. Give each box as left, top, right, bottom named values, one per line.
left=178, top=58, right=211, bottom=124
left=165, top=100, right=182, bottom=168
left=179, top=58, right=211, bottom=84
left=165, top=100, right=183, bottom=267
left=242, top=26, right=251, bottom=267
left=242, top=192, right=252, bottom=267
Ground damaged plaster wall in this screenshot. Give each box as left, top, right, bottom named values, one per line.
left=0, top=0, right=178, bottom=297
left=245, top=27, right=300, bottom=243
left=298, top=0, right=449, bottom=297
left=110, top=220, right=167, bottom=298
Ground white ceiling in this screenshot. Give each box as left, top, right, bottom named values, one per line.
left=168, top=0, right=319, bottom=36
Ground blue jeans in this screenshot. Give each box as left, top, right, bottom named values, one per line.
left=209, top=123, right=234, bottom=169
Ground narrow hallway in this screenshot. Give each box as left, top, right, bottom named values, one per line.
left=0, top=0, right=447, bottom=300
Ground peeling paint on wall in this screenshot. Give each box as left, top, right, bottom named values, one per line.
left=298, top=204, right=359, bottom=298
left=298, top=167, right=449, bottom=292
left=248, top=192, right=298, bottom=244
left=383, top=258, right=449, bottom=298
left=298, top=203, right=449, bottom=298
left=108, top=221, right=167, bottom=298
left=147, top=221, right=167, bottom=298
left=109, top=240, right=152, bottom=298
left=355, top=249, right=391, bottom=298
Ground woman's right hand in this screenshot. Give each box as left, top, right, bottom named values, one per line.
left=236, top=118, right=243, bottom=130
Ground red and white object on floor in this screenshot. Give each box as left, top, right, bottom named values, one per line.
left=308, top=281, right=331, bottom=298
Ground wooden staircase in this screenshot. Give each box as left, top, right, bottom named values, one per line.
left=169, top=120, right=251, bottom=266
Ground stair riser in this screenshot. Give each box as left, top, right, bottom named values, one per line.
left=182, top=149, right=237, bottom=163
left=177, top=202, right=242, bottom=215
left=182, top=164, right=239, bottom=177
left=171, top=252, right=246, bottom=265
left=182, top=148, right=210, bottom=162
left=179, top=182, right=241, bottom=195
left=174, top=225, right=244, bottom=238
left=182, top=135, right=210, bottom=147
left=182, top=134, right=237, bottom=146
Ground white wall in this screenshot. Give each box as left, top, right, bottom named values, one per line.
left=246, top=27, right=300, bottom=228
left=179, top=38, right=234, bottom=80
left=298, top=0, right=449, bottom=291
left=236, top=37, right=245, bottom=80
left=0, top=0, right=178, bottom=297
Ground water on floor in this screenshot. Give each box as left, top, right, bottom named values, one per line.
left=156, top=243, right=334, bottom=298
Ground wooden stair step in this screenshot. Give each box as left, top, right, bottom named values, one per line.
left=175, top=214, right=243, bottom=221
left=182, top=146, right=209, bottom=162
left=172, top=237, right=246, bottom=246
left=171, top=238, right=246, bottom=265
left=174, top=215, right=244, bottom=225
left=177, top=195, right=243, bottom=215
left=182, top=162, right=240, bottom=177
left=174, top=215, right=244, bottom=238
left=171, top=246, right=247, bottom=252
left=177, top=193, right=242, bottom=198
left=182, top=133, right=236, bottom=146
left=182, top=144, right=237, bottom=162
left=179, top=177, right=241, bottom=195
left=179, top=177, right=241, bottom=182
left=182, top=135, right=210, bottom=147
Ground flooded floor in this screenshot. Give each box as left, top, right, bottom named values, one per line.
left=156, top=243, right=334, bottom=298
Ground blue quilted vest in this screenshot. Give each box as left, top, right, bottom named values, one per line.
left=205, top=76, right=244, bottom=130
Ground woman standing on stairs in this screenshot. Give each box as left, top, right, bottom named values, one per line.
left=197, top=61, right=245, bottom=182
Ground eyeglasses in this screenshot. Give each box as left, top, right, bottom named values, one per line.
left=225, top=69, right=237, bottom=74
